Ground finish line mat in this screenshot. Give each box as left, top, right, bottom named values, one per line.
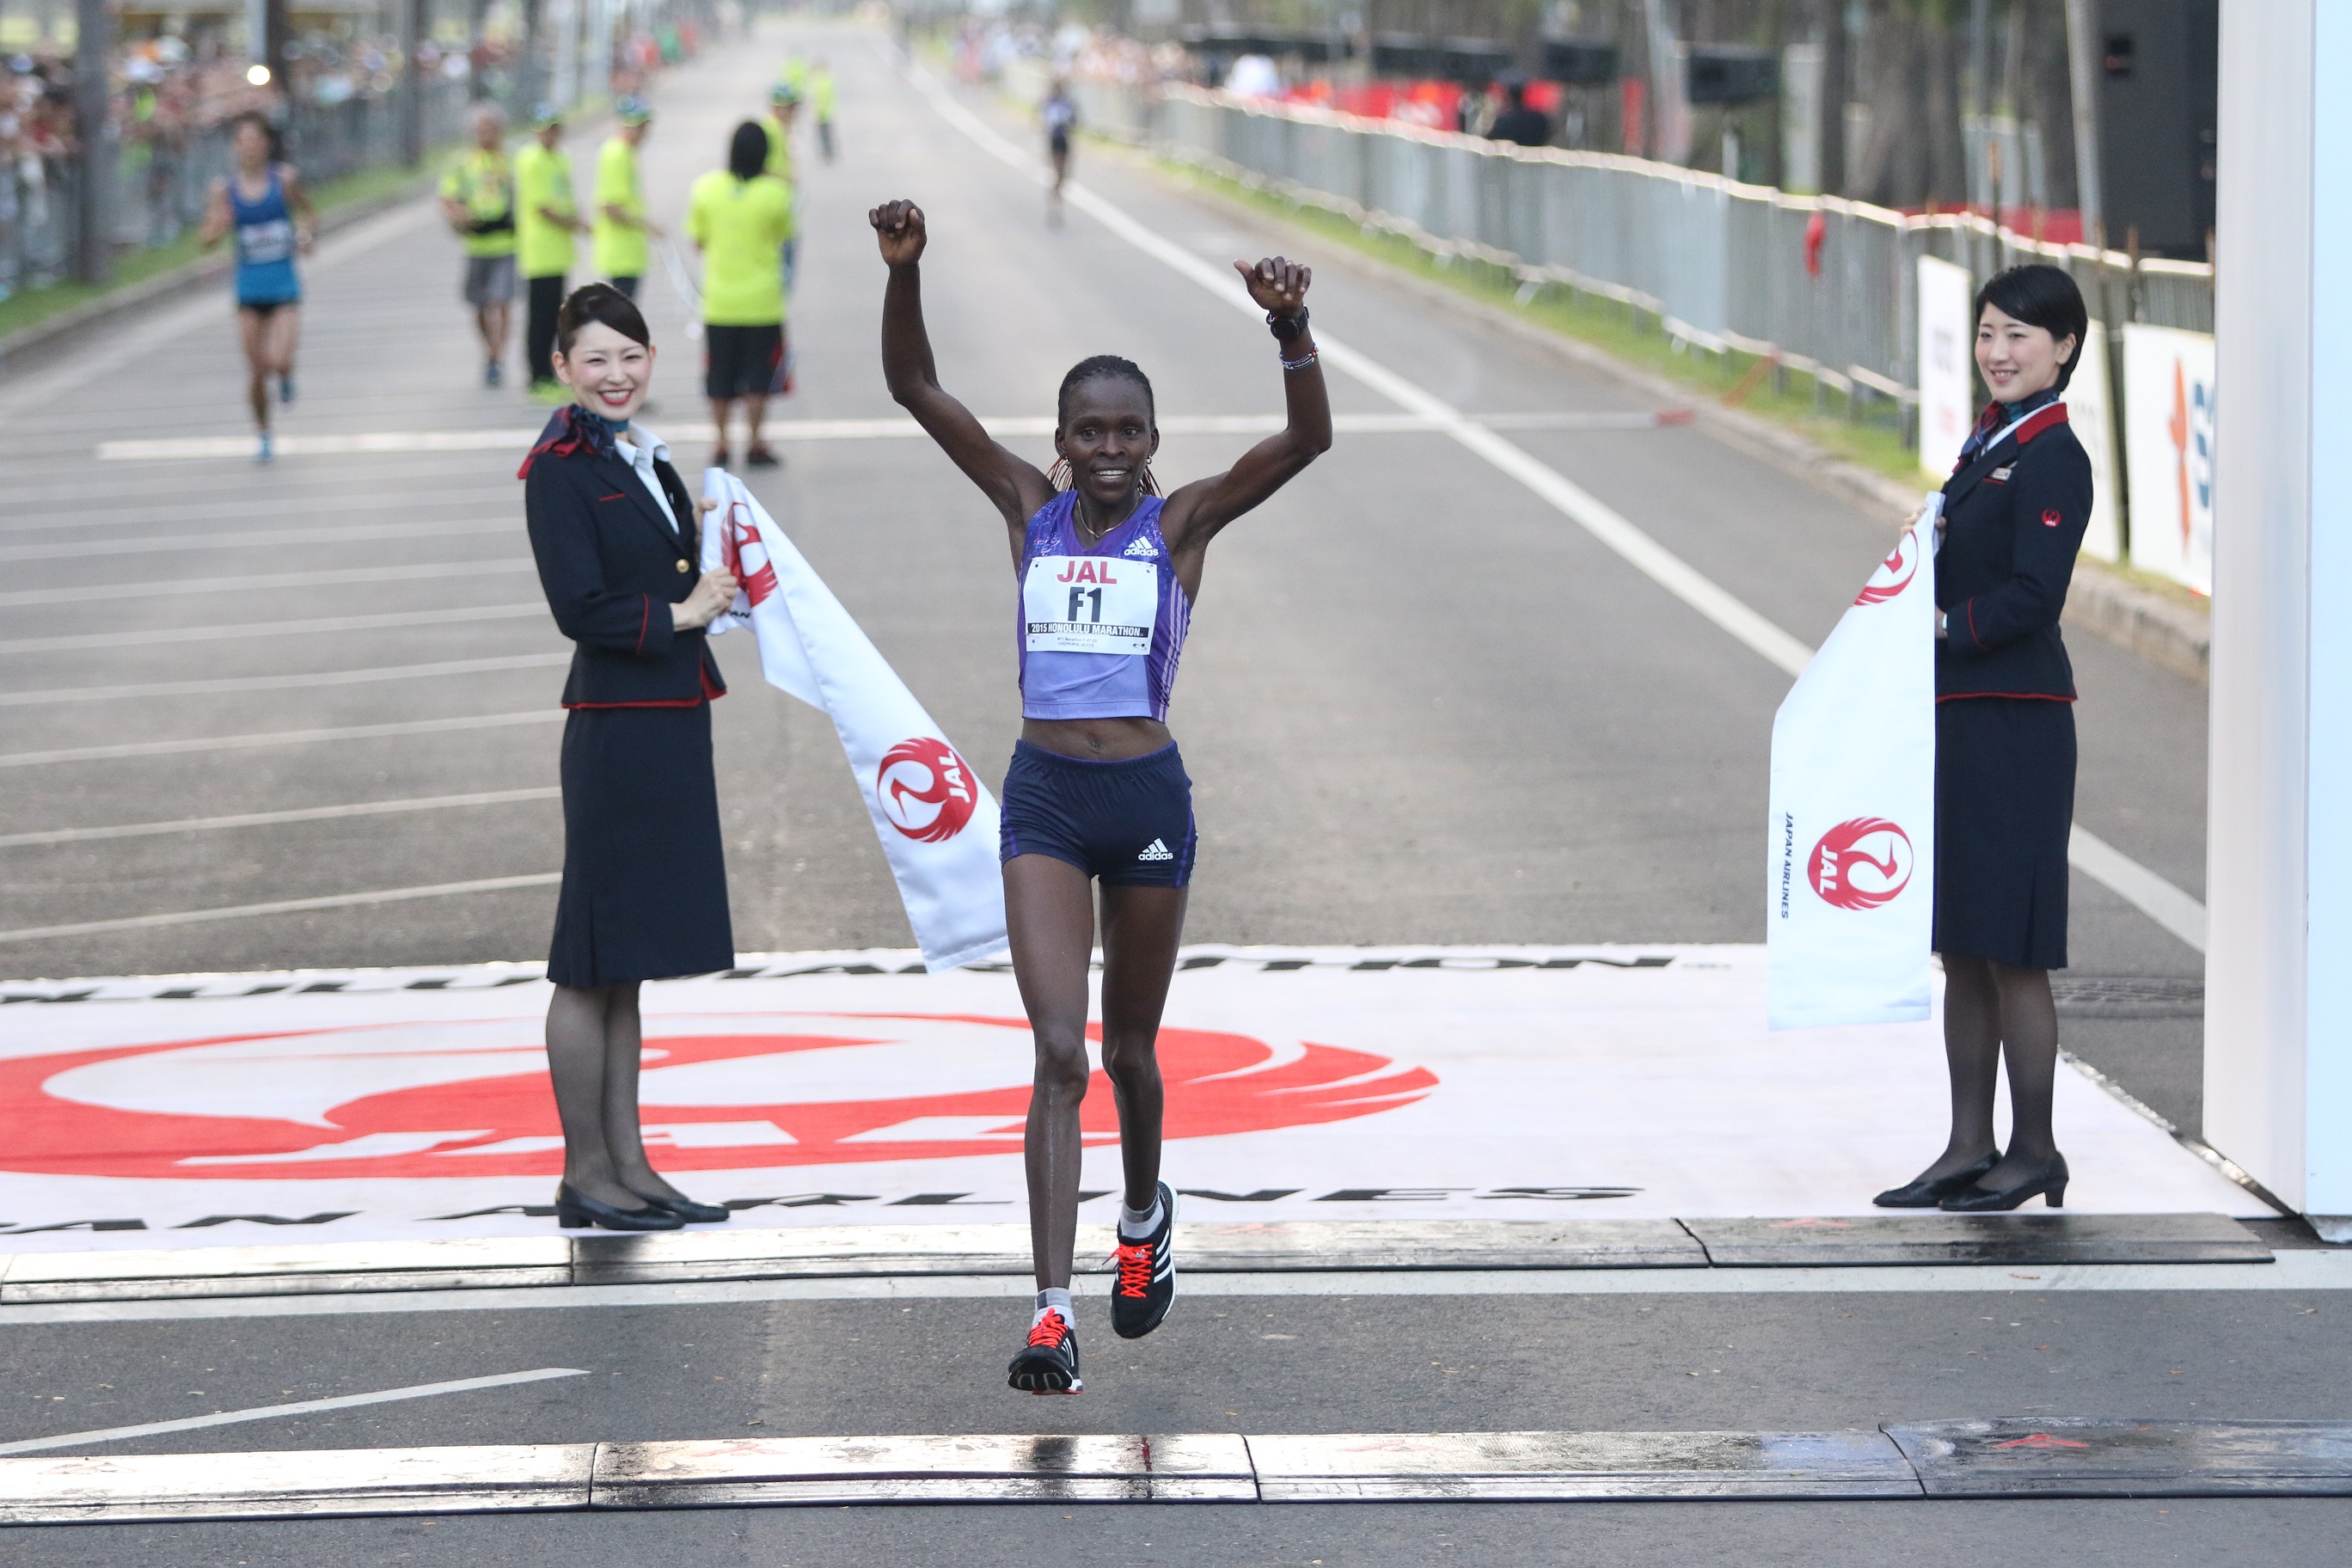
left=0, top=946, right=2259, bottom=1253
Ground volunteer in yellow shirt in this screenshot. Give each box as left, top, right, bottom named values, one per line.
left=762, top=82, right=802, bottom=295
left=516, top=104, right=587, bottom=397
left=438, top=106, right=517, bottom=387
left=810, top=58, right=836, bottom=162
left=689, top=121, right=796, bottom=469
left=594, top=97, right=661, bottom=299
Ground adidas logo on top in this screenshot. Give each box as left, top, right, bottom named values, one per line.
left=1137, top=839, right=1174, bottom=861
left=1123, top=536, right=1157, bottom=558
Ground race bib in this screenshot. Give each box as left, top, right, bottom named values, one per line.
left=238, top=217, right=293, bottom=266
left=1024, top=555, right=1156, bottom=655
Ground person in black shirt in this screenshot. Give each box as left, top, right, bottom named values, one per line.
left=1486, top=80, right=1553, bottom=147
left=1875, top=264, right=2092, bottom=1215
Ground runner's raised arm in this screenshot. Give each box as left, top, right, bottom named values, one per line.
left=871, top=199, right=1057, bottom=535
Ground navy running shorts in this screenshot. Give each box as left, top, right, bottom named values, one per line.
left=999, top=739, right=1196, bottom=887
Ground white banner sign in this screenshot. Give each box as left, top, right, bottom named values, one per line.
left=701, top=472, right=1009, bottom=971
left=1766, top=505, right=1939, bottom=1029
left=2120, top=322, right=2216, bottom=594
left=1916, top=255, right=1977, bottom=478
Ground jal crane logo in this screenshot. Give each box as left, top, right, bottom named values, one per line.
left=1807, top=818, right=1915, bottom=910
left=875, top=737, right=977, bottom=843
left=1853, top=534, right=1919, bottom=606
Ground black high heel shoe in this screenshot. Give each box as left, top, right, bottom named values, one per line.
left=631, top=1191, right=731, bottom=1224
left=1940, top=1154, right=2069, bottom=1211
left=554, top=1182, right=683, bottom=1231
left=1872, top=1149, right=2000, bottom=1208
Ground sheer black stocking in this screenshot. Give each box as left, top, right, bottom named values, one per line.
left=1006, top=853, right=1187, bottom=1290
left=1914, top=953, right=2062, bottom=1187
left=544, top=982, right=694, bottom=1210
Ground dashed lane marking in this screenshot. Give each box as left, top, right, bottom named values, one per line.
left=0, top=709, right=562, bottom=770
left=91, top=410, right=1688, bottom=461
left=0, top=559, right=536, bottom=608
left=0, top=603, right=547, bottom=657
left=0, top=653, right=571, bottom=709
left=0, top=788, right=562, bottom=849
left=0, top=873, right=561, bottom=946
left=0, top=518, right=510, bottom=562
left=0, top=1368, right=586, bottom=1458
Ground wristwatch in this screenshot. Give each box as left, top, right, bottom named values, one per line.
left=1268, top=307, right=1309, bottom=342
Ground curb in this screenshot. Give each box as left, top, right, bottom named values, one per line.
left=0, top=172, right=441, bottom=377
left=7, top=1418, right=2349, bottom=1522
left=0, top=1214, right=2272, bottom=1305
left=1141, top=156, right=2212, bottom=686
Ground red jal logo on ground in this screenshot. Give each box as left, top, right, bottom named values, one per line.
left=1807, top=818, right=1914, bottom=910
left=1853, top=533, right=1919, bottom=606
left=876, top=738, right=977, bottom=842
left=0, top=1013, right=1438, bottom=1181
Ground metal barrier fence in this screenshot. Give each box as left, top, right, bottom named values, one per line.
left=2, top=81, right=481, bottom=302
left=1140, top=84, right=2213, bottom=416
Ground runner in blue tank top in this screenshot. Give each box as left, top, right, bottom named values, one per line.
left=872, top=197, right=1331, bottom=1394
left=199, top=113, right=314, bottom=463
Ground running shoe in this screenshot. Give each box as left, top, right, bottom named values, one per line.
left=709, top=446, right=732, bottom=471
left=745, top=443, right=780, bottom=468
left=279, top=371, right=296, bottom=405
left=1111, top=1181, right=1177, bottom=1339
left=485, top=359, right=503, bottom=388
left=254, top=431, right=273, bottom=465
left=1006, top=1308, right=1082, bottom=1394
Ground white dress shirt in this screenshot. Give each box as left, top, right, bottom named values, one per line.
left=613, top=424, right=679, bottom=534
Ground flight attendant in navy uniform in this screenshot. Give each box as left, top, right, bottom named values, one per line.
left=522, top=282, right=741, bottom=1232
left=1876, top=263, right=2092, bottom=1214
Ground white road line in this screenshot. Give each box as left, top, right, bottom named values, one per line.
left=0, top=518, right=507, bottom=563
left=0, top=788, right=562, bottom=849
left=2069, top=825, right=2208, bottom=951
left=90, top=411, right=1686, bottom=461
left=0, top=709, right=561, bottom=769
left=0, top=653, right=572, bottom=708
left=0, top=872, right=561, bottom=946
left=0, top=1367, right=587, bottom=1457
left=2, top=1252, right=2344, bottom=1326
left=0, top=603, right=546, bottom=656
left=905, top=65, right=2211, bottom=953
left=0, top=487, right=518, bottom=539
left=0, top=559, right=536, bottom=608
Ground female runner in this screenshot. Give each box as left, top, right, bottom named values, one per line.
left=199, top=113, right=314, bottom=463
left=871, top=198, right=1330, bottom=1393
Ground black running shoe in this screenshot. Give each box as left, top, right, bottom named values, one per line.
left=1111, top=1181, right=1176, bottom=1339
left=1007, top=1308, right=1082, bottom=1394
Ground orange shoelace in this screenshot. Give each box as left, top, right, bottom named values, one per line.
left=1027, top=1309, right=1071, bottom=1348
left=1115, top=1240, right=1155, bottom=1298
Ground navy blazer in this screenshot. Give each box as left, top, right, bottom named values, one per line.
left=524, top=440, right=727, bottom=707
left=1934, top=401, right=2092, bottom=701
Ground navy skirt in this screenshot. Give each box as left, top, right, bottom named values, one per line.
left=548, top=703, right=734, bottom=987
left=1933, top=695, right=2074, bottom=970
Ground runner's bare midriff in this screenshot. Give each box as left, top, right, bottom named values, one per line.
left=1022, top=715, right=1173, bottom=761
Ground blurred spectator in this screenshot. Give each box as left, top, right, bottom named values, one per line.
left=1486, top=80, right=1552, bottom=147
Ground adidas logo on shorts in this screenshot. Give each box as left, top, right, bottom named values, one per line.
left=1124, top=536, right=1157, bottom=558
left=1137, top=838, right=1174, bottom=861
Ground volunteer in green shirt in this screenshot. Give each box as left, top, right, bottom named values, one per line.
left=762, top=82, right=801, bottom=295
left=594, top=97, right=661, bottom=300
left=438, top=106, right=518, bottom=388
left=517, top=104, right=588, bottom=398
left=689, top=121, right=796, bottom=469
left=811, top=58, right=836, bottom=162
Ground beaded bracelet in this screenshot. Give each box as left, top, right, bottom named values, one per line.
left=1279, top=349, right=1319, bottom=371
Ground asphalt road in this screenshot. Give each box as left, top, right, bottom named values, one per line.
left=0, top=18, right=2296, bottom=1565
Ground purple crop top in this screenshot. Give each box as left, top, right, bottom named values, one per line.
left=1016, top=490, right=1191, bottom=722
